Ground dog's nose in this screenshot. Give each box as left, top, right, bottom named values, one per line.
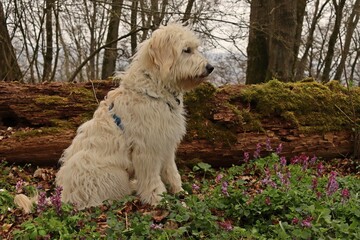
left=206, top=64, right=214, bottom=74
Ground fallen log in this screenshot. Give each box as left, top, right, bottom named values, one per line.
left=0, top=79, right=358, bottom=167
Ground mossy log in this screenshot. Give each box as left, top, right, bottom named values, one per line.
left=0, top=79, right=359, bottom=167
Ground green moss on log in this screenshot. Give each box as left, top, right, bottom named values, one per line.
left=237, top=79, right=358, bottom=133
left=184, top=82, right=238, bottom=145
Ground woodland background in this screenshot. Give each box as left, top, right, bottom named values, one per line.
left=0, top=0, right=360, bottom=86
left=1, top=0, right=360, bottom=165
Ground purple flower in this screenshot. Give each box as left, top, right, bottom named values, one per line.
left=150, top=223, right=163, bottom=230
left=326, top=171, right=339, bottom=196
left=265, top=196, right=271, bottom=205
left=215, top=174, right=223, bottom=183
left=291, top=218, right=299, bottom=225
left=280, top=156, right=287, bottom=167
left=192, top=183, right=200, bottom=191
left=253, top=143, right=261, bottom=159
left=316, top=191, right=322, bottom=199
left=341, top=188, right=350, bottom=202
left=301, top=216, right=313, bottom=228
left=261, top=168, right=277, bottom=188
left=317, top=162, right=325, bottom=177
left=311, top=178, right=318, bottom=191
left=302, top=157, right=309, bottom=171
left=16, top=179, right=24, bottom=193
left=273, top=163, right=279, bottom=173
left=277, top=170, right=290, bottom=188
left=221, top=181, right=229, bottom=196
left=218, top=220, right=233, bottom=231
left=50, top=186, right=63, bottom=215
left=310, top=155, right=317, bottom=165
left=266, top=138, right=272, bottom=151
left=276, top=143, right=283, bottom=155
left=243, top=152, right=250, bottom=163
left=37, top=191, right=47, bottom=213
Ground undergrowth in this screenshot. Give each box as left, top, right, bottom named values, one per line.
left=1, top=142, right=359, bottom=239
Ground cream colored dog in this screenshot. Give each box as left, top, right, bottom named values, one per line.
left=16, top=24, right=214, bottom=211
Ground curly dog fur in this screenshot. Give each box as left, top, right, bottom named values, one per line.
left=16, top=23, right=214, bottom=211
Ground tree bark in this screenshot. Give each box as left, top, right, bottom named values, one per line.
left=246, top=0, right=269, bottom=84
left=0, top=80, right=358, bottom=167
left=321, top=0, right=346, bottom=83
left=246, top=0, right=306, bottom=84
left=333, top=0, right=360, bottom=81
left=0, top=2, right=22, bottom=81
left=42, top=0, right=54, bottom=82
left=101, top=0, right=124, bottom=80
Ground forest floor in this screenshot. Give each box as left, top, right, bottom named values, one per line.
left=0, top=148, right=359, bottom=239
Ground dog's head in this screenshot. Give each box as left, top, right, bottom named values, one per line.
left=142, top=24, right=214, bottom=91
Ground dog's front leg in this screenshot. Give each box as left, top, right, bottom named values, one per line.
left=132, top=150, right=167, bottom=205
left=161, top=151, right=183, bottom=194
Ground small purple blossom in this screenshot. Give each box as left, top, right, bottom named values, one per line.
left=215, top=174, right=223, bottom=183
left=265, top=196, right=271, bottom=206
left=316, top=162, right=325, bottom=177
left=302, top=157, right=309, bottom=171
left=301, top=216, right=313, bottom=228
left=273, top=163, right=279, bottom=173
left=243, top=152, right=250, bottom=163
left=316, top=191, right=322, bottom=199
left=276, top=143, right=283, bottom=155
left=291, top=218, right=299, bottom=225
left=218, top=220, right=233, bottom=231
left=50, top=186, right=63, bottom=215
left=221, top=181, right=229, bottom=197
left=253, top=143, right=261, bottom=159
left=150, top=223, right=163, bottom=230
left=277, top=170, right=290, bottom=188
left=311, top=177, right=318, bottom=191
left=326, top=171, right=339, bottom=196
left=280, top=156, right=287, bottom=167
left=266, top=138, right=272, bottom=151
left=261, top=168, right=277, bottom=188
left=37, top=191, right=47, bottom=213
left=15, top=179, right=24, bottom=193
left=341, top=188, right=350, bottom=202
left=192, top=183, right=200, bottom=191
left=310, top=155, right=317, bottom=165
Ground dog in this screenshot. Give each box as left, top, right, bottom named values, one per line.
left=15, top=23, right=214, bottom=211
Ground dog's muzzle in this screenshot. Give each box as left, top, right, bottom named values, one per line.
left=199, top=63, right=214, bottom=78
left=206, top=63, right=214, bottom=74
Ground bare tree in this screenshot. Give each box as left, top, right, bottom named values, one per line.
left=334, top=0, right=360, bottom=81
left=321, top=0, right=346, bottom=83
left=101, top=0, right=124, bottom=80
left=0, top=2, right=22, bottom=81
left=42, top=0, right=54, bottom=82
left=246, top=0, right=306, bottom=84
left=295, top=0, right=331, bottom=81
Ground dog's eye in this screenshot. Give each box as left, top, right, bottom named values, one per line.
left=183, top=47, right=192, bottom=54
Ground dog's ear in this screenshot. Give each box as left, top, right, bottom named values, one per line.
left=148, top=32, right=176, bottom=79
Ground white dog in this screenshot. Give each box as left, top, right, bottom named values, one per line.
left=15, top=23, right=214, bottom=211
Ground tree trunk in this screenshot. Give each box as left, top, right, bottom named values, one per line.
left=246, top=0, right=269, bottom=84
left=42, top=0, right=54, bottom=82
left=0, top=2, right=22, bottom=81
left=333, top=0, right=360, bottom=81
left=295, top=0, right=331, bottom=81
left=130, top=0, right=139, bottom=56
left=246, top=0, right=306, bottom=84
left=321, top=0, right=346, bottom=83
left=0, top=80, right=358, bottom=167
left=101, top=0, right=124, bottom=80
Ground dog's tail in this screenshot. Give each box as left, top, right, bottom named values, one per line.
left=14, top=194, right=38, bottom=214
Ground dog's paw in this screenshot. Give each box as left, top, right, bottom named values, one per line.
left=140, top=184, right=166, bottom=206
left=169, top=186, right=184, bottom=194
